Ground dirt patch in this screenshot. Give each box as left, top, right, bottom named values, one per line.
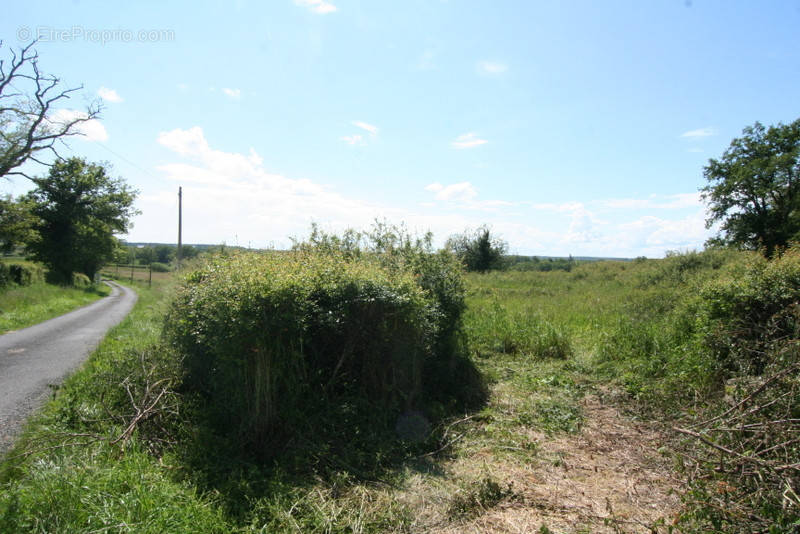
left=411, top=393, right=681, bottom=533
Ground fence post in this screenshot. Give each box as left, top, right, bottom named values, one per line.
left=149, top=265, right=152, bottom=288
left=130, top=263, right=134, bottom=283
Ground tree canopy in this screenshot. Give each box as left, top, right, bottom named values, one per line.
left=0, top=194, right=36, bottom=254
left=702, top=118, right=800, bottom=257
left=26, top=158, right=138, bottom=282
left=446, top=226, right=507, bottom=272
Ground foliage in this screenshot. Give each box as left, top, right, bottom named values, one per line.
left=0, top=261, right=43, bottom=287
left=466, top=298, right=573, bottom=360
left=165, top=235, right=480, bottom=453
left=0, top=195, right=36, bottom=254
left=135, top=245, right=158, bottom=265
left=505, top=255, right=577, bottom=272
left=702, top=118, right=800, bottom=257
left=670, top=250, right=800, bottom=532
left=446, top=225, right=507, bottom=272
left=25, top=157, right=138, bottom=283
left=150, top=261, right=171, bottom=272
left=0, top=41, right=101, bottom=180
left=70, top=272, right=91, bottom=288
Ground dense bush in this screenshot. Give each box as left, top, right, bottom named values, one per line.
left=696, top=249, right=800, bottom=375
left=71, top=272, right=92, bottom=288
left=150, top=262, right=172, bottom=272
left=165, top=235, right=481, bottom=452
left=674, top=249, right=800, bottom=532
left=0, top=262, right=44, bottom=287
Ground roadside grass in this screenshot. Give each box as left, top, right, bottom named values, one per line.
left=0, top=281, right=111, bottom=333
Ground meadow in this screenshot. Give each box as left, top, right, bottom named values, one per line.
left=0, top=247, right=797, bottom=533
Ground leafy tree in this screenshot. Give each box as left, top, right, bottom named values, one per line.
left=154, top=244, right=175, bottom=264
left=136, top=246, right=157, bottom=265
left=180, top=244, right=199, bottom=260
left=1, top=41, right=100, bottom=180
left=701, top=118, right=800, bottom=257
left=446, top=225, right=507, bottom=272
left=0, top=194, right=36, bottom=254
left=26, top=158, right=138, bottom=283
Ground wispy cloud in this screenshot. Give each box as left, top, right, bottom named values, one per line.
left=97, top=86, right=123, bottom=103
left=451, top=132, right=488, bottom=149
left=681, top=127, right=715, bottom=138
left=294, top=0, right=337, bottom=14
left=425, top=182, right=478, bottom=202
left=352, top=120, right=378, bottom=135
left=49, top=109, right=108, bottom=142
left=476, top=60, right=508, bottom=75
left=340, top=134, right=364, bottom=146
left=222, top=88, right=242, bottom=99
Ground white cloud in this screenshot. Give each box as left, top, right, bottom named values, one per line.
left=352, top=120, right=378, bottom=135
left=476, top=61, right=508, bottom=75
left=158, top=126, right=209, bottom=156
left=138, top=127, right=715, bottom=257
left=222, top=88, right=242, bottom=99
left=294, top=0, right=337, bottom=14
left=340, top=134, right=364, bottom=146
left=48, top=109, right=108, bottom=142
left=681, top=127, right=715, bottom=138
left=451, top=132, right=488, bottom=149
left=341, top=121, right=377, bottom=146
left=427, top=181, right=478, bottom=202
left=596, top=193, right=703, bottom=211
left=97, top=86, right=123, bottom=103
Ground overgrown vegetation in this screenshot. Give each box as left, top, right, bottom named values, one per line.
left=2, top=241, right=799, bottom=532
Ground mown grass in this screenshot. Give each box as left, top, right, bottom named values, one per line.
left=0, top=281, right=111, bottom=333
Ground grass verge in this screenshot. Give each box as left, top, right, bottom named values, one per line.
left=0, top=281, right=111, bottom=334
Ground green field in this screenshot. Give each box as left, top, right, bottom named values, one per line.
left=0, top=250, right=796, bottom=533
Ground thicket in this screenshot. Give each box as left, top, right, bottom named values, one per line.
left=0, top=262, right=43, bottom=287
left=165, top=224, right=484, bottom=455
left=589, top=249, right=800, bottom=531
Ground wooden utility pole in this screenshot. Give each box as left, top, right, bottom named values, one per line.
left=177, top=186, right=183, bottom=269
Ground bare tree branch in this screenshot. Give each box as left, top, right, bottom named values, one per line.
left=0, top=40, right=102, bottom=180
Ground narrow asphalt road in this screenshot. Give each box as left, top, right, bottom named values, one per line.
left=0, top=281, right=137, bottom=456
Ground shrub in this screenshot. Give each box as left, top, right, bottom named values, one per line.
left=71, top=272, right=92, bottom=288
left=150, top=262, right=172, bottom=272
left=696, top=249, right=800, bottom=376
left=0, top=262, right=44, bottom=287
left=165, top=246, right=478, bottom=452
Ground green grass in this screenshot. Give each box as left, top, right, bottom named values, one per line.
left=0, top=281, right=111, bottom=333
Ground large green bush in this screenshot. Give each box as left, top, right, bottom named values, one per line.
left=0, top=262, right=44, bottom=287
left=696, top=249, right=800, bottom=375
left=165, top=243, right=479, bottom=451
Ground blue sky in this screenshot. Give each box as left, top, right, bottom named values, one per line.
left=2, top=1, right=799, bottom=257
